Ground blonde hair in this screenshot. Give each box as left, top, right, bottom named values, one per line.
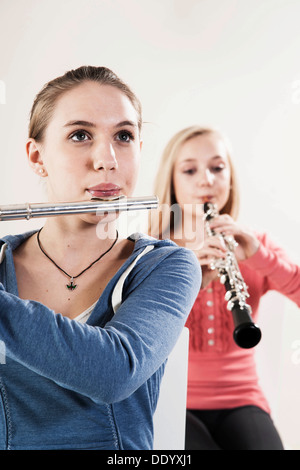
left=29, top=65, right=142, bottom=142
left=149, top=126, right=240, bottom=238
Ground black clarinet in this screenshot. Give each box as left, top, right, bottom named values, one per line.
left=203, top=202, right=261, bottom=349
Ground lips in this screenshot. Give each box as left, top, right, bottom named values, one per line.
left=198, top=195, right=214, bottom=203
left=87, top=183, right=121, bottom=198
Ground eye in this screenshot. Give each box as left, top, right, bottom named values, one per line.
left=211, top=165, right=225, bottom=173
left=116, top=130, right=135, bottom=143
left=183, top=168, right=197, bottom=175
left=69, top=130, right=90, bottom=142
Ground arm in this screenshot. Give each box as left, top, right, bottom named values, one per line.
left=203, top=214, right=300, bottom=306
left=0, top=247, right=201, bottom=403
left=241, top=232, right=300, bottom=307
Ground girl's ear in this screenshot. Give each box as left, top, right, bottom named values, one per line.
left=26, top=138, right=48, bottom=177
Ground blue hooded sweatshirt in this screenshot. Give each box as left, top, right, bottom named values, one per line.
left=0, top=231, right=201, bottom=450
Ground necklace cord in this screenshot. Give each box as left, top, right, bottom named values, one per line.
left=37, top=228, right=119, bottom=280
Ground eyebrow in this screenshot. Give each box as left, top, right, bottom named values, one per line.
left=178, top=158, right=197, bottom=164
left=116, top=120, right=138, bottom=128
left=63, top=120, right=137, bottom=128
left=179, top=155, right=225, bottom=164
left=64, top=120, right=96, bottom=128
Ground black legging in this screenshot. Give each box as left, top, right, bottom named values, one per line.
left=185, top=406, right=284, bottom=450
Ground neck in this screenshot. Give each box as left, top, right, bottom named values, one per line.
left=40, top=216, right=119, bottom=257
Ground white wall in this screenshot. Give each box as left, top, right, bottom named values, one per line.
left=0, top=0, right=299, bottom=448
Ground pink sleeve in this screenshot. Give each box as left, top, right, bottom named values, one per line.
left=241, top=233, right=300, bottom=307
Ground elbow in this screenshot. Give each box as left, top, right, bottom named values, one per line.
left=87, top=357, right=140, bottom=405
left=90, top=379, right=137, bottom=405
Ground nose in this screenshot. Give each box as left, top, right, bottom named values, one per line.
left=92, top=142, right=118, bottom=171
left=198, top=168, right=214, bottom=186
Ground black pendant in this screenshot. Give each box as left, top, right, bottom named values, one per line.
left=66, top=278, right=77, bottom=290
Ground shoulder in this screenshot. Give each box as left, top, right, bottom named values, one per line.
left=0, top=231, right=37, bottom=250
left=126, top=232, right=201, bottom=285
left=0, top=231, right=37, bottom=263
left=129, top=232, right=199, bottom=266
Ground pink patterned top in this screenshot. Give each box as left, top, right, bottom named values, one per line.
left=186, top=232, right=300, bottom=413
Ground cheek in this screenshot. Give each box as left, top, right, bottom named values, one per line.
left=119, top=156, right=140, bottom=194
left=172, top=177, right=186, bottom=206
left=172, top=170, right=182, bottom=196
left=217, top=174, right=231, bottom=206
left=216, top=169, right=231, bottom=189
left=173, top=171, right=194, bottom=197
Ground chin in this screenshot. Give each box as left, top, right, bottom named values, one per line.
left=82, top=211, right=120, bottom=225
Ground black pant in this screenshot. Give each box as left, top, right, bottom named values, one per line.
left=185, top=406, right=284, bottom=450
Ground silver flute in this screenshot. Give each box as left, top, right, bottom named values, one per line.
left=0, top=195, right=159, bottom=221
left=203, top=202, right=261, bottom=348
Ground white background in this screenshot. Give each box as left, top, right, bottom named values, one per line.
left=0, top=0, right=299, bottom=449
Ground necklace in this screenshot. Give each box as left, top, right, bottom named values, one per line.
left=37, top=228, right=119, bottom=291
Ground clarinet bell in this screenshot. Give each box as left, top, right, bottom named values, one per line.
left=231, top=304, right=262, bottom=348
left=233, top=322, right=262, bottom=349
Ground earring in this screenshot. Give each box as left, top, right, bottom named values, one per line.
left=39, top=168, right=45, bottom=175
